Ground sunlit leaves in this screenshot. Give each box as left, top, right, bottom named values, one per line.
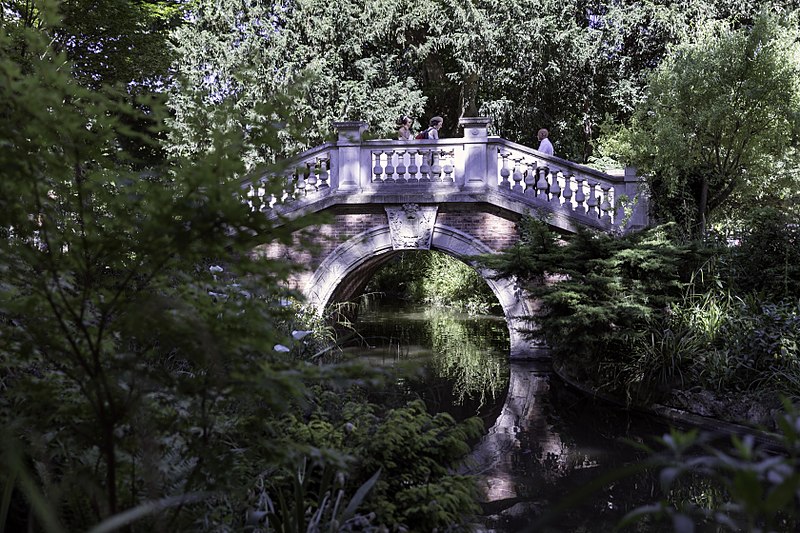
left=608, top=11, right=800, bottom=234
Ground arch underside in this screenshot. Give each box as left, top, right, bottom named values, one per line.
left=305, top=224, right=546, bottom=359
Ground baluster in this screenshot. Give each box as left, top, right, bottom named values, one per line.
left=245, top=183, right=256, bottom=211
left=442, top=150, right=454, bottom=183
left=407, top=151, right=419, bottom=183
left=600, top=184, right=612, bottom=224
left=372, top=151, right=385, bottom=183
left=431, top=150, right=442, bottom=182
left=283, top=172, right=292, bottom=200
left=262, top=178, right=273, bottom=208
left=549, top=171, right=562, bottom=205
left=536, top=166, right=549, bottom=199
left=512, top=158, right=523, bottom=193
left=384, top=150, right=396, bottom=183
left=295, top=167, right=306, bottom=197
left=254, top=179, right=269, bottom=209
left=317, top=158, right=329, bottom=189
left=395, top=149, right=407, bottom=184
left=586, top=181, right=599, bottom=217
left=499, top=151, right=511, bottom=188
left=260, top=180, right=271, bottom=210
left=419, top=150, right=431, bottom=182
left=574, top=177, right=586, bottom=214
left=524, top=162, right=536, bottom=195
left=562, top=173, right=573, bottom=210
left=306, top=162, right=317, bottom=192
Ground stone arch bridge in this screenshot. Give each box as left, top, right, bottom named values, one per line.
left=244, top=118, right=649, bottom=358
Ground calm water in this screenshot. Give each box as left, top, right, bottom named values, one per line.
left=343, top=305, right=675, bottom=532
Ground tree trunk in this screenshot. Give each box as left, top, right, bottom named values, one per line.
left=460, top=71, right=480, bottom=118
left=697, top=175, right=709, bottom=237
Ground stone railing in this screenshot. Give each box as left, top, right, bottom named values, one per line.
left=243, top=143, right=334, bottom=209
left=488, top=138, right=644, bottom=228
left=242, top=118, right=649, bottom=231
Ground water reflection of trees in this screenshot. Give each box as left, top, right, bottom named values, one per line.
left=426, top=310, right=509, bottom=406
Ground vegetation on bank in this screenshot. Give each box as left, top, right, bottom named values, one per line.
left=483, top=14, right=800, bottom=528
left=482, top=212, right=800, bottom=422
left=484, top=208, right=800, bottom=531
left=481, top=10, right=800, bottom=426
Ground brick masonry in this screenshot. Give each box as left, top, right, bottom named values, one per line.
left=254, top=206, right=521, bottom=293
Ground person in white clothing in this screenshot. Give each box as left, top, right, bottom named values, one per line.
left=537, top=128, right=554, bottom=155
left=427, top=116, right=443, bottom=139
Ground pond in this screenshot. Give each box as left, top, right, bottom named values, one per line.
left=342, top=304, right=676, bottom=532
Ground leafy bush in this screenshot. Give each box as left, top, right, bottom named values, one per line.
left=621, top=404, right=800, bottom=532
left=484, top=214, right=800, bottom=416
left=622, top=323, right=706, bottom=403
left=480, top=217, right=702, bottom=390
left=718, top=297, right=800, bottom=399
left=1, top=11, right=480, bottom=532
left=722, top=207, right=800, bottom=300
left=275, top=395, right=483, bottom=531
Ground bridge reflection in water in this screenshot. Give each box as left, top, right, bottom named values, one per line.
left=343, top=304, right=672, bottom=533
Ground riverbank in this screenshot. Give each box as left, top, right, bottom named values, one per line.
left=550, top=359, right=786, bottom=450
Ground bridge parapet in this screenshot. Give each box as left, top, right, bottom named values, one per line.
left=242, top=118, right=649, bottom=232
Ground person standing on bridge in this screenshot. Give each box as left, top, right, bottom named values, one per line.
left=417, top=116, right=444, bottom=168
left=417, top=116, right=444, bottom=140
left=396, top=115, right=413, bottom=140
left=536, top=128, right=554, bottom=197
left=537, top=128, right=554, bottom=156
left=427, top=116, right=444, bottom=139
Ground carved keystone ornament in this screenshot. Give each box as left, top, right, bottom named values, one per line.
left=385, top=204, right=438, bottom=250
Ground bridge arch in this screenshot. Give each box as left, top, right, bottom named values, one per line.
left=305, top=223, right=541, bottom=358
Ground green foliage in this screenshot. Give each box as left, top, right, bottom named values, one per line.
left=620, top=405, right=800, bottom=532
left=0, top=8, right=344, bottom=530
left=365, top=250, right=499, bottom=315
left=277, top=395, right=483, bottom=531
left=363, top=251, right=430, bottom=303
left=420, top=252, right=498, bottom=315
left=481, top=217, right=700, bottom=389
left=621, top=323, right=705, bottom=403
left=166, top=0, right=800, bottom=162
left=650, top=282, right=800, bottom=402
left=247, top=460, right=380, bottom=532
left=717, top=297, right=800, bottom=397
left=356, top=400, right=483, bottom=530
left=601, top=11, right=800, bottom=235
left=721, top=207, right=800, bottom=300
left=168, top=0, right=427, bottom=161
left=489, top=213, right=800, bottom=418
left=1, top=0, right=181, bottom=91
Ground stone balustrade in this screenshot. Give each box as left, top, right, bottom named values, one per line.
left=243, top=143, right=333, bottom=209
left=241, top=117, right=649, bottom=232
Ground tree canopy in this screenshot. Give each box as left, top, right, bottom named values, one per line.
left=602, top=11, right=800, bottom=235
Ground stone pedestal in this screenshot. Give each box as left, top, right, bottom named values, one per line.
left=459, top=116, right=493, bottom=190
left=332, top=120, right=368, bottom=191
left=459, top=116, right=492, bottom=139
